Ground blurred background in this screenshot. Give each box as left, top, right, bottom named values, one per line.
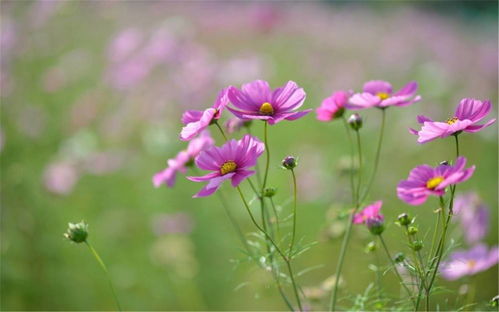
left=1, top=1, right=497, bottom=310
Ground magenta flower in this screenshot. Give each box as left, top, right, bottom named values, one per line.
left=154, top=131, right=214, bottom=188
left=347, top=80, right=421, bottom=110
left=316, top=91, right=350, bottom=122
left=227, top=80, right=311, bottom=125
left=353, top=200, right=383, bottom=224
left=409, top=98, right=496, bottom=143
left=188, top=135, right=264, bottom=197
left=454, top=192, right=489, bottom=245
left=397, top=157, right=475, bottom=205
left=440, top=244, right=499, bottom=281
left=180, top=88, right=229, bottom=141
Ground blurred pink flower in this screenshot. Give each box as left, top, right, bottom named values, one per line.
left=107, top=28, right=143, bottom=63
left=152, top=212, right=195, bottom=235
left=440, top=244, right=499, bottom=281
left=409, top=98, right=496, bottom=144
left=454, top=192, right=489, bottom=245
left=397, top=157, right=475, bottom=205
left=347, top=80, right=421, bottom=110
left=353, top=200, right=383, bottom=224
left=316, top=91, right=350, bottom=122
left=43, top=161, right=79, bottom=195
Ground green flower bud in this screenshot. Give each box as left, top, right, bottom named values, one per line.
left=64, top=221, right=88, bottom=243
left=347, top=113, right=362, bottom=131
left=263, top=187, right=277, bottom=198
left=394, top=252, right=405, bottom=263
left=365, top=241, right=377, bottom=253
left=397, top=213, right=411, bottom=226
left=407, top=226, right=419, bottom=235
left=411, top=240, right=423, bottom=251
left=282, top=156, right=297, bottom=170
left=490, top=295, right=499, bottom=307
left=366, top=216, right=385, bottom=236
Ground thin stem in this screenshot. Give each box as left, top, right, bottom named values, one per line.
left=270, top=197, right=281, bottom=239
left=236, top=186, right=302, bottom=311
left=355, top=130, right=362, bottom=205
left=379, top=235, right=416, bottom=307
left=288, top=169, right=298, bottom=258
left=342, top=116, right=356, bottom=204
left=261, top=121, right=270, bottom=192
left=454, top=134, right=460, bottom=157
left=360, top=108, right=386, bottom=203
left=214, top=121, right=228, bottom=141
left=246, top=125, right=263, bottom=188
left=85, top=241, right=122, bottom=311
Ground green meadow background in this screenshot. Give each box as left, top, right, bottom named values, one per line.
left=1, top=1, right=497, bottom=310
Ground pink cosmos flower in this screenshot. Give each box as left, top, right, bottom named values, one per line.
left=397, top=157, right=475, bottom=205
left=154, top=131, right=214, bottom=188
left=353, top=200, right=383, bottom=224
left=188, top=134, right=264, bottom=197
left=347, top=80, right=421, bottom=110
left=180, top=88, right=229, bottom=141
left=227, top=80, right=311, bottom=125
left=440, top=244, right=499, bottom=281
left=409, top=98, right=496, bottom=143
left=316, top=91, right=350, bottom=122
left=454, top=192, right=489, bottom=245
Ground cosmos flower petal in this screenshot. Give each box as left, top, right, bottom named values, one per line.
left=192, top=173, right=234, bottom=198
left=363, top=80, right=392, bottom=95
left=272, top=81, right=306, bottom=111
left=346, top=92, right=380, bottom=109
left=464, top=118, right=496, bottom=133
left=231, top=169, right=255, bottom=187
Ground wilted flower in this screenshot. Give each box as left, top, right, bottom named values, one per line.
left=347, top=80, right=421, bottom=110
left=316, top=91, right=349, bottom=122
left=397, top=157, right=475, bottom=205
left=180, top=88, right=229, bottom=141
left=440, top=244, right=499, bottom=280
left=188, top=135, right=264, bottom=197
left=453, top=192, right=489, bottom=244
left=409, top=98, right=496, bottom=143
left=153, top=131, right=214, bottom=187
left=64, top=221, right=88, bottom=243
left=227, top=80, right=311, bottom=125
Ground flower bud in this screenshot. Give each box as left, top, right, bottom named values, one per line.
left=397, top=213, right=411, bottom=226
left=263, top=187, right=277, bottom=198
left=407, top=226, right=418, bottom=235
left=64, top=221, right=88, bottom=243
left=347, top=113, right=362, bottom=131
left=394, top=252, right=405, bottom=263
left=282, top=156, right=297, bottom=170
left=490, top=295, right=499, bottom=307
left=365, top=241, right=377, bottom=253
left=439, top=160, right=449, bottom=166
left=366, top=216, right=385, bottom=235
left=411, top=240, right=423, bottom=251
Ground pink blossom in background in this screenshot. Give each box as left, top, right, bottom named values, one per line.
left=188, top=134, right=264, bottom=197
left=225, top=117, right=250, bottom=134
left=397, top=157, right=475, bottom=205
left=453, top=192, right=490, bottom=245
left=154, top=131, right=214, bottom=188
left=316, top=90, right=350, bottom=122
left=440, top=244, right=499, bottom=281
left=180, top=88, right=229, bottom=141
left=43, top=161, right=79, bottom=195
left=347, top=80, right=421, bottom=110
left=152, top=212, right=195, bottom=235
left=107, top=28, right=143, bottom=63
left=410, top=98, right=496, bottom=144
left=227, top=80, right=310, bottom=125
left=353, top=201, right=383, bottom=224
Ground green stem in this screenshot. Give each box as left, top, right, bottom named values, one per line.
left=236, top=186, right=302, bottom=311
left=85, top=241, right=122, bottom=311
left=261, top=121, right=270, bottom=192
left=214, top=121, right=228, bottom=141
left=360, top=108, right=386, bottom=203
left=355, top=130, right=362, bottom=205
left=270, top=197, right=281, bottom=239
left=342, top=116, right=356, bottom=205
left=246, top=125, right=263, bottom=188
left=288, top=169, right=298, bottom=258
left=379, top=235, right=416, bottom=307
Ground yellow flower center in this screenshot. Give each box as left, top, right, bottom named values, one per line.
left=259, top=102, right=274, bottom=115
left=426, top=176, right=444, bottom=189
left=467, top=260, right=477, bottom=269
left=220, top=160, right=237, bottom=175
left=446, top=117, right=459, bottom=125
left=376, top=92, right=390, bottom=100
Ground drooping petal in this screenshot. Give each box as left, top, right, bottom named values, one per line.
left=192, top=173, right=234, bottom=198
left=231, top=169, right=255, bottom=187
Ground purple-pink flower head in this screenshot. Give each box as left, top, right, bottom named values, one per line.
left=409, top=98, right=496, bottom=144
left=180, top=87, right=229, bottom=141
left=188, top=135, right=264, bottom=198
left=454, top=192, right=489, bottom=245
left=347, top=80, right=421, bottom=110
left=353, top=201, right=383, bottom=224
left=316, top=91, right=350, bottom=122
left=153, top=131, right=214, bottom=188
left=397, top=157, right=475, bottom=206
left=440, top=244, right=499, bottom=281
left=227, top=80, right=311, bottom=125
